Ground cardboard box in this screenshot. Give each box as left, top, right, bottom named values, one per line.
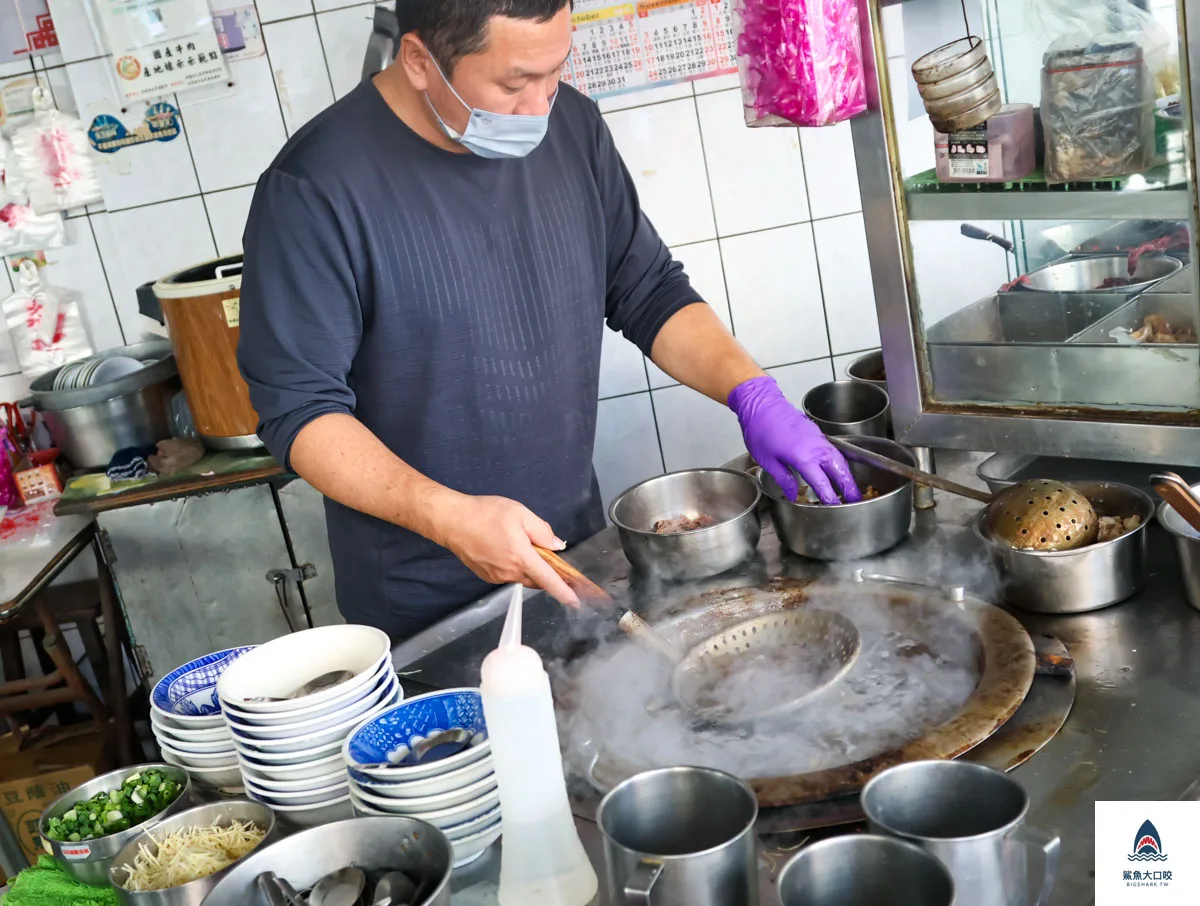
left=0, top=729, right=111, bottom=867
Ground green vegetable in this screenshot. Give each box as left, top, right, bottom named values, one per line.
left=44, top=769, right=183, bottom=843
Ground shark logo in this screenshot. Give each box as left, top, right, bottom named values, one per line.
left=1129, top=819, right=1168, bottom=862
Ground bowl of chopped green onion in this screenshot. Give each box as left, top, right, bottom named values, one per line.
left=39, top=764, right=192, bottom=887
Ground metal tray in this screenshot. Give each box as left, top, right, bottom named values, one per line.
left=976, top=452, right=1200, bottom=495
left=1069, top=292, right=1198, bottom=345
left=926, top=292, right=1129, bottom=346
left=1146, top=263, right=1193, bottom=294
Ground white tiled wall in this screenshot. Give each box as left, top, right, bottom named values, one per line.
left=2, top=0, right=886, bottom=517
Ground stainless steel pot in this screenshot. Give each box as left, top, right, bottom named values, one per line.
left=28, top=341, right=180, bottom=470
left=597, top=766, right=759, bottom=906
left=1022, top=254, right=1181, bottom=293
left=39, top=764, right=192, bottom=887
left=1158, top=493, right=1200, bottom=612
left=974, top=481, right=1154, bottom=613
left=844, top=351, right=886, bottom=392
left=755, top=436, right=914, bottom=560
left=109, top=800, right=276, bottom=906
left=802, top=381, right=890, bottom=438
left=778, top=835, right=956, bottom=906
left=201, top=816, right=452, bottom=906
left=861, top=761, right=1060, bottom=906
left=609, top=469, right=761, bottom=581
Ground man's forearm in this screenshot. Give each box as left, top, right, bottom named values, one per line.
left=288, top=412, right=460, bottom=545
left=649, top=302, right=765, bottom=404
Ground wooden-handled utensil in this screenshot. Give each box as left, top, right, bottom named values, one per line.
left=1152, top=472, right=1200, bottom=534
left=534, top=546, right=612, bottom=603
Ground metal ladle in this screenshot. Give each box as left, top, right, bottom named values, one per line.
left=308, top=867, right=366, bottom=906
left=243, top=669, right=356, bottom=704
left=828, top=437, right=1099, bottom=551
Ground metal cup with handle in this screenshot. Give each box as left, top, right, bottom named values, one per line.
left=596, top=766, right=758, bottom=906
left=778, top=834, right=955, bottom=906
left=861, top=760, right=1060, bottom=906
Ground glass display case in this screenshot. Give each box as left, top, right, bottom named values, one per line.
left=853, top=0, right=1200, bottom=464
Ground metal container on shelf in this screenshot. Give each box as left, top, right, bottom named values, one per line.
left=974, top=481, right=1154, bottom=614
left=912, top=37, right=1002, bottom=132
left=1022, top=254, right=1181, bottom=294
left=1158, top=495, right=1200, bottom=612
left=152, top=256, right=262, bottom=451
left=38, top=765, right=192, bottom=887
left=27, top=341, right=180, bottom=470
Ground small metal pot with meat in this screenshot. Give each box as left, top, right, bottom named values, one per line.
left=754, top=437, right=915, bottom=561
left=974, top=480, right=1154, bottom=614
left=609, top=469, right=761, bottom=581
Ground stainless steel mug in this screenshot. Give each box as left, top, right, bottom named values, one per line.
left=596, top=766, right=758, bottom=905
left=802, top=380, right=891, bottom=438
left=778, top=834, right=955, bottom=906
left=861, top=760, right=1060, bottom=906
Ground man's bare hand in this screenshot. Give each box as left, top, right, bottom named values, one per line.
left=432, top=492, right=580, bottom=608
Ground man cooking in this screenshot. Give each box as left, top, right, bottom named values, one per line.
left=237, top=0, right=860, bottom=641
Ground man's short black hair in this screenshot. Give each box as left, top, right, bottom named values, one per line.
left=402, top=0, right=572, bottom=73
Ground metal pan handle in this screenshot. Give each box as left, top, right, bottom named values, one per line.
left=623, top=860, right=665, bottom=904
left=1011, top=825, right=1060, bottom=906
left=852, top=569, right=966, bottom=602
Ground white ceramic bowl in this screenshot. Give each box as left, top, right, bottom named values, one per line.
left=216, top=626, right=391, bottom=715
left=154, top=732, right=236, bottom=755
left=237, top=751, right=345, bottom=783
left=150, top=710, right=225, bottom=732
left=266, top=794, right=354, bottom=828
left=450, top=820, right=502, bottom=868
left=351, top=773, right=496, bottom=812
left=349, top=786, right=500, bottom=830
left=159, top=755, right=243, bottom=790
left=150, top=715, right=232, bottom=745
left=230, top=696, right=395, bottom=755
left=220, top=663, right=396, bottom=727
left=223, top=675, right=400, bottom=741
left=160, top=744, right=238, bottom=771
left=440, top=803, right=500, bottom=840
left=232, top=738, right=344, bottom=766
left=237, top=764, right=345, bottom=794
left=245, top=777, right=349, bottom=808
left=351, top=753, right=494, bottom=799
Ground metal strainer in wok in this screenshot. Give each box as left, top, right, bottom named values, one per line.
left=983, top=479, right=1098, bottom=552
left=670, top=610, right=862, bottom=723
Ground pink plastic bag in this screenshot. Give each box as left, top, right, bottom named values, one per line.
left=0, top=427, right=21, bottom=510
left=736, top=0, right=868, bottom=127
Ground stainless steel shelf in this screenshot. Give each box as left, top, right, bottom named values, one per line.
left=905, top=186, right=1190, bottom=221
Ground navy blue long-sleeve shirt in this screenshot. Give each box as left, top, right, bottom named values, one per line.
left=238, top=82, right=703, bottom=640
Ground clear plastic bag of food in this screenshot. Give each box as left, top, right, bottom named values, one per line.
left=1034, top=0, right=1174, bottom=182
left=734, top=0, right=867, bottom=128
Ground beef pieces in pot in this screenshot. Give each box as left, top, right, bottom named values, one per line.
left=652, top=514, right=718, bottom=534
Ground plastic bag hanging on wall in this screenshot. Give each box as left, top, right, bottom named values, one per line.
left=734, top=0, right=867, bottom=127
left=0, top=136, right=66, bottom=255
left=2, top=259, right=92, bottom=379
left=10, top=87, right=104, bottom=215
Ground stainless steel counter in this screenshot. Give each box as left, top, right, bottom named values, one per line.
left=396, top=451, right=1200, bottom=906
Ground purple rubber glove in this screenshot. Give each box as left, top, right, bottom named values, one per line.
left=729, top=376, right=862, bottom=506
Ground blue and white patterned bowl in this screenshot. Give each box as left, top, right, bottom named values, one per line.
left=343, top=688, right=490, bottom=782
left=151, top=647, right=256, bottom=727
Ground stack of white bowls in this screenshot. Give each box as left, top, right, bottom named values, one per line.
left=216, top=625, right=400, bottom=828
left=150, top=647, right=255, bottom=793
left=343, top=688, right=501, bottom=867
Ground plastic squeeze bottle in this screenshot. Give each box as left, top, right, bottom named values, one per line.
left=480, top=585, right=598, bottom=906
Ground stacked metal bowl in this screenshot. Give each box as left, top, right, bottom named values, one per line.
left=150, top=647, right=255, bottom=793
left=216, top=625, right=401, bottom=827
left=342, top=688, right=501, bottom=867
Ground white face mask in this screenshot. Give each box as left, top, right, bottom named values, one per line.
left=426, top=56, right=556, bottom=160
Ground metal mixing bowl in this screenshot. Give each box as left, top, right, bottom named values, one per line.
left=974, top=481, right=1154, bottom=614
left=39, top=764, right=192, bottom=887
left=201, top=816, right=452, bottom=906
left=108, top=799, right=276, bottom=906
left=755, top=437, right=915, bottom=561
left=609, top=469, right=761, bottom=581
left=1022, top=254, right=1181, bottom=293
